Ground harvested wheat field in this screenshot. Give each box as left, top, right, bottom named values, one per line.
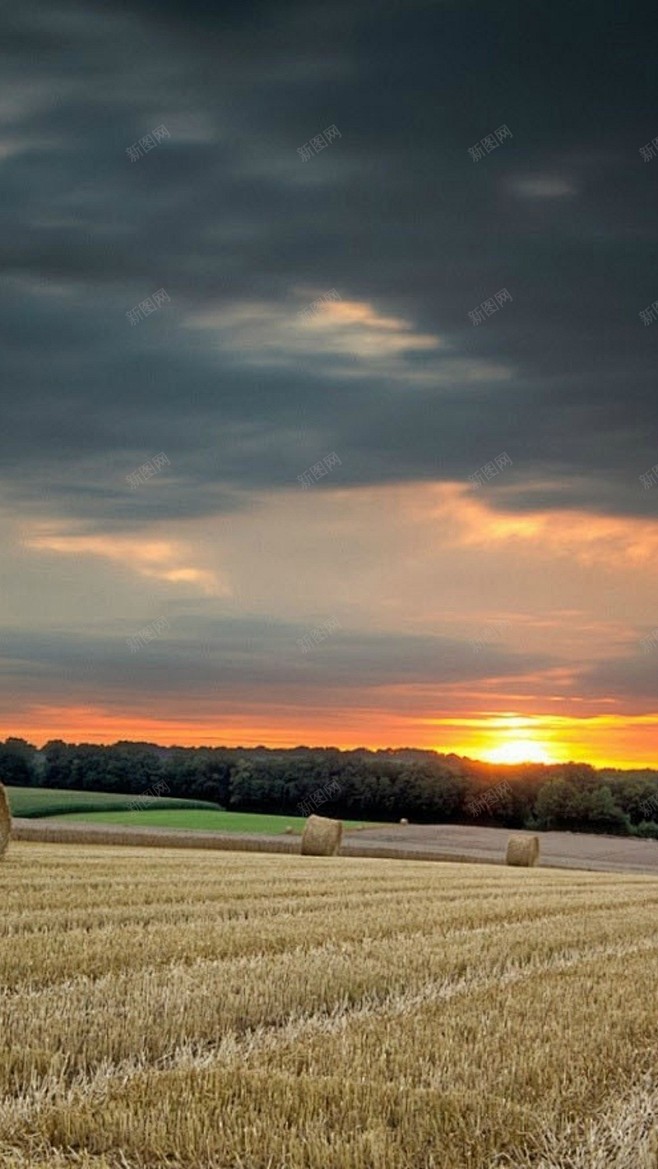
left=2, top=843, right=658, bottom=1168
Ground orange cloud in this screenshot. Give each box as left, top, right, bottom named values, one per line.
left=22, top=526, right=227, bottom=596
left=184, top=295, right=511, bottom=386
left=447, top=483, right=658, bottom=566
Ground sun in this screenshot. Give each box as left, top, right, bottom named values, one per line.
left=482, top=739, right=555, bottom=765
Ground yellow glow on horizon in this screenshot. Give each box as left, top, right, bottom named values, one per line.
left=6, top=703, right=657, bottom=770
left=480, top=738, right=556, bottom=765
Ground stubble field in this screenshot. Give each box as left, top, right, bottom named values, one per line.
left=1, top=842, right=658, bottom=1168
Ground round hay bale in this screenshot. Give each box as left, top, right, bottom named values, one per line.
left=301, top=814, right=343, bottom=856
left=284, top=826, right=293, bottom=834
left=0, top=781, right=11, bottom=859
left=506, top=833, right=539, bottom=867
left=399, top=817, right=409, bottom=825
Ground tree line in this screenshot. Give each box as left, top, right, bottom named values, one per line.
left=2, top=737, right=658, bottom=837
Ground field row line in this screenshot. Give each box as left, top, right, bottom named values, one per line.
left=3, top=892, right=657, bottom=1000
left=3, top=932, right=657, bottom=1135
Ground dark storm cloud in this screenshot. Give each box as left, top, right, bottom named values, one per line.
left=2, top=0, right=658, bottom=529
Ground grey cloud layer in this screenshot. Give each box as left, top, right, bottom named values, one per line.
left=2, top=0, right=658, bottom=529
left=0, top=618, right=556, bottom=709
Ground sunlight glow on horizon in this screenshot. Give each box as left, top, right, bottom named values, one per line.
left=479, top=738, right=557, bottom=765
left=4, top=703, right=656, bottom=769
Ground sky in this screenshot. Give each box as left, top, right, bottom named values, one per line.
left=1, top=0, right=658, bottom=767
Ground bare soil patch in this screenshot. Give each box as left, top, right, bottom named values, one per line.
left=12, top=818, right=658, bottom=873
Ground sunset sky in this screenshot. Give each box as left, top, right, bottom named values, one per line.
left=1, top=0, right=658, bottom=767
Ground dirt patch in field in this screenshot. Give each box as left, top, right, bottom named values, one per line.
left=11, top=817, right=658, bottom=873
left=354, top=822, right=658, bottom=874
